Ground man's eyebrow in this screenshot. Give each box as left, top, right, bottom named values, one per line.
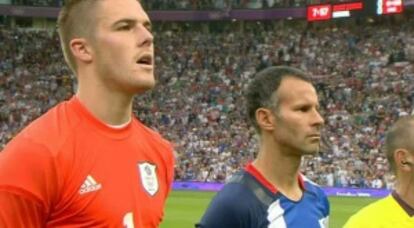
left=111, top=18, right=152, bottom=29
left=143, top=20, right=152, bottom=30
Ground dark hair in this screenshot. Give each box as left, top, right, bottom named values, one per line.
left=245, top=66, right=311, bottom=132
left=384, top=116, right=414, bottom=172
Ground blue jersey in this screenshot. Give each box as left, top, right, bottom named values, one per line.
left=197, top=164, right=329, bottom=228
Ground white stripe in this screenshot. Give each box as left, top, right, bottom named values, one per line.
left=377, top=0, right=383, bottom=14
left=332, top=11, right=350, bottom=18
left=319, top=216, right=329, bottom=228
left=267, top=200, right=287, bottom=228
left=87, top=175, right=97, bottom=185
left=86, top=179, right=93, bottom=187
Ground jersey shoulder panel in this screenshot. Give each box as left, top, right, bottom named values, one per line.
left=198, top=171, right=271, bottom=228
left=12, top=99, right=80, bottom=157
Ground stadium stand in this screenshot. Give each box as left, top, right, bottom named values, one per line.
left=1, top=8, right=414, bottom=190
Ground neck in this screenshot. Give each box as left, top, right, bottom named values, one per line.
left=395, top=176, right=414, bottom=209
left=253, top=135, right=303, bottom=200
left=76, top=75, right=134, bottom=125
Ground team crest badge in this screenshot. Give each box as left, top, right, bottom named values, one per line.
left=138, top=162, right=159, bottom=196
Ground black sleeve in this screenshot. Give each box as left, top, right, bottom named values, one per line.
left=196, top=184, right=252, bottom=228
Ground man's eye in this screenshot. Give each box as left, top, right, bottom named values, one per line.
left=118, top=25, right=131, bottom=30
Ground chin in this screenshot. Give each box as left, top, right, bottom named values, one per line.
left=303, top=147, right=320, bottom=155
left=133, top=83, right=155, bottom=94
left=302, top=151, right=318, bottom=155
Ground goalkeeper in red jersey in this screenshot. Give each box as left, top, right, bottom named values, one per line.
left=0, top=0, right=174, bottom=227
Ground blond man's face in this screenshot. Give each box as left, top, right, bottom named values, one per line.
left=89, top=0, right=155, bottom=95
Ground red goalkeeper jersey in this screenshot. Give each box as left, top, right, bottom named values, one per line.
left=0, top=96, right=175, bottom=228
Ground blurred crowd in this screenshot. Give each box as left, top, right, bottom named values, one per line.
left=1, top=19, right=414, bottom=189
left=9, top=0, right=62, bottom=7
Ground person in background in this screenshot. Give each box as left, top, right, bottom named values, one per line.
left=345, top=116, right=414, bottom=227
left=197, top=66, right=329, bottom=227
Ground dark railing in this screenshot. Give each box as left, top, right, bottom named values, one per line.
left=5, top=0, right=347, bottom=9
left=0, top=0, right=413, bottom=21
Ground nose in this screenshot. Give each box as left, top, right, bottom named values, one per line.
left=137, top=24, right=153, bottom=47
left=312, top=109, right=325, bottom=127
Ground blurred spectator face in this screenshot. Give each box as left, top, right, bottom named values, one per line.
left=272, top=77, right=324, bottom=155
left=90, top=0, right=155, bottom=94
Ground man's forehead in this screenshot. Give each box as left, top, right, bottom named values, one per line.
left=277, top=77, right=316, bottom=99
left=94, top=0, right=148, bottom=22
left=279, top=76, right=311, bottom=87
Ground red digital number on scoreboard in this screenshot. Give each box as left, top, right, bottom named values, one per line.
left=307, top=4, right=332, bottom=21
left=332, top=2, right=363, bottom=11
left=382, top=0, right=403, bottom=14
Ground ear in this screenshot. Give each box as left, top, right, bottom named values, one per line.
left=255, top=108, right=275, bottom=132
left=395, top=149, right=413, bottom=171
left=69, top=38, right=93, bottom=64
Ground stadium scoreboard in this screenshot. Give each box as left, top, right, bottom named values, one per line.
left=307, top=0, right=404, bottom=21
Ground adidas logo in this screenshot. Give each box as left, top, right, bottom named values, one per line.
left=79, top=175, right=102, bottom=195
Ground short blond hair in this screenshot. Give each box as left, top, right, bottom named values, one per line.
left=384, top=116, right=414, bottom=172
left=57, top=0, right=100, bottom=73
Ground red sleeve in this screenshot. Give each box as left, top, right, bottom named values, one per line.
left=0, top=136, right=59, bottom=226
left=0, top=189, right=47, bottom=227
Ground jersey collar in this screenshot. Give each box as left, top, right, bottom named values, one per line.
left=244, top=163, right=306, bottom=194
left=392, top=191, right=414, bottom=217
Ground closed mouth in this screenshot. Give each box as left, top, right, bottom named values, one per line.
left=308, top=135, right=321, bottom=138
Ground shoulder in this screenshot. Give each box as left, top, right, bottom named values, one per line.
left=202, top=170, right=266, bottom=216
left=0, top=103, right=71, bottom=209
left=6, top=99, right=79, bottom=157
left=210, top=172, right=259, bottom=210
left=214, top=181, right=259, bottom=208
left=132, top=119, right=175, bottom=173
left=354, top=196, right=392, bottom=216
left=132, top=119, right=174, bottom=159
left=344, top=196, right=392, bottom=227
left=198, top=181, right=261, bottom=228
left=133, top=119, right=172, bottom=146
left=0, top=100, right=78, bottom=187
left=301, top=174, right=330, bottom=214
left=302, top=174, right=328, bottom=199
